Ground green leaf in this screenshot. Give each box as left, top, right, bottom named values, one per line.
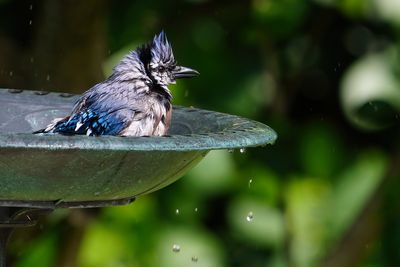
left=329, top=150, right=388, bottom=239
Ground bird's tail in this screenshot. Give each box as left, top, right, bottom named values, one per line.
left=33, top=117, right=67, bottom=134
left=32, top=128, right=46, bottom=134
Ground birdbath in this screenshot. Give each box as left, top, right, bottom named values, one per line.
left=0, top=88, right=277, bottom=266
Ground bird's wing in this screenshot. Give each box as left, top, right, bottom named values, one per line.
left=48, top=82, right=136, bottom=135
left=52, top=107, right=139, bottom=136
left=41, top=81, right=157, bottom=136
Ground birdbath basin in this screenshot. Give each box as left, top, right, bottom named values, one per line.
left=0, top=88, right=277, bottom=266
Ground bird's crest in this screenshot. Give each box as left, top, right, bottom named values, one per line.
left=150, top=31, right=176, bottom=66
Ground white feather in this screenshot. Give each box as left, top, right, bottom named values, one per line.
left=75, top=122, right=83, bottom=131
left=45, top=118, right=63, bottom=132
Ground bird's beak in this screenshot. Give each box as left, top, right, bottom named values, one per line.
left=173, top=66, right=200, bottom=79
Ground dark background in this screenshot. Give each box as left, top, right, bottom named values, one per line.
left=1, top=0, right=400, bottom=266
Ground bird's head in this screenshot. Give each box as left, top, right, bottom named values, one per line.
left=146, top=31, right=199, bottom=88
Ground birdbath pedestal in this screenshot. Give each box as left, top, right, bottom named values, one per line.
left=0, top=88, right=277, bottom=266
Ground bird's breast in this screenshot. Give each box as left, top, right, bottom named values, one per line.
left=120, top=94, right=171, bottom=137
left=150, top=98, right=171, bottom=136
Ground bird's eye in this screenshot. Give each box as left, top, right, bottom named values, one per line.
left=157, top=66, right=165, bottom=72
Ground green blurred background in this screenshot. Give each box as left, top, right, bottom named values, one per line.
left=1, top=0, right=400, bottom=266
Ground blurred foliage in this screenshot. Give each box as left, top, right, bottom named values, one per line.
left=0, top=0, right=400, bottom=266
left=341, top=48, right=400, bottom=130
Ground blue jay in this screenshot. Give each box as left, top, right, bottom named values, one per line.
left=36, top=31, right=199, bottom=136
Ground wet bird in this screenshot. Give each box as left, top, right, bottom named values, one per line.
left=36, top=31, right=199, bottom=136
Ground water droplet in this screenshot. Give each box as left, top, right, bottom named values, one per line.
left=29, top=4, right=33, bottom=10
left=194, top=207, right=198, bottom=212
left=246, top=211, right=254, bottom=222
left=46, top=74, right=50, bottom=81
left=172, top=244, right=181, bottom=252
left=191, top=256, right=198, bottom=262
left=175, top=209, right=180, bottom=215
left=9, top=71, right=13, bottom=77
left=239, top=148, right=246, bottom=153
left=248, top=179, right=253, bottom=188
left=29, top=20, right=32, bottom=26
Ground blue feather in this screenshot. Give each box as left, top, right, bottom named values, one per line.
left=53, top=109, right=127, bottom=136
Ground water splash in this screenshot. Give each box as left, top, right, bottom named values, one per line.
left=172, top=244, right=181, bottom=253
left=248, top=178, right=253, bottom=188
left=175, top=209, right=180, bottom=215
left=246, top=211, right=254, bottom=222
left=239, top=148, right=246, bottom=153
